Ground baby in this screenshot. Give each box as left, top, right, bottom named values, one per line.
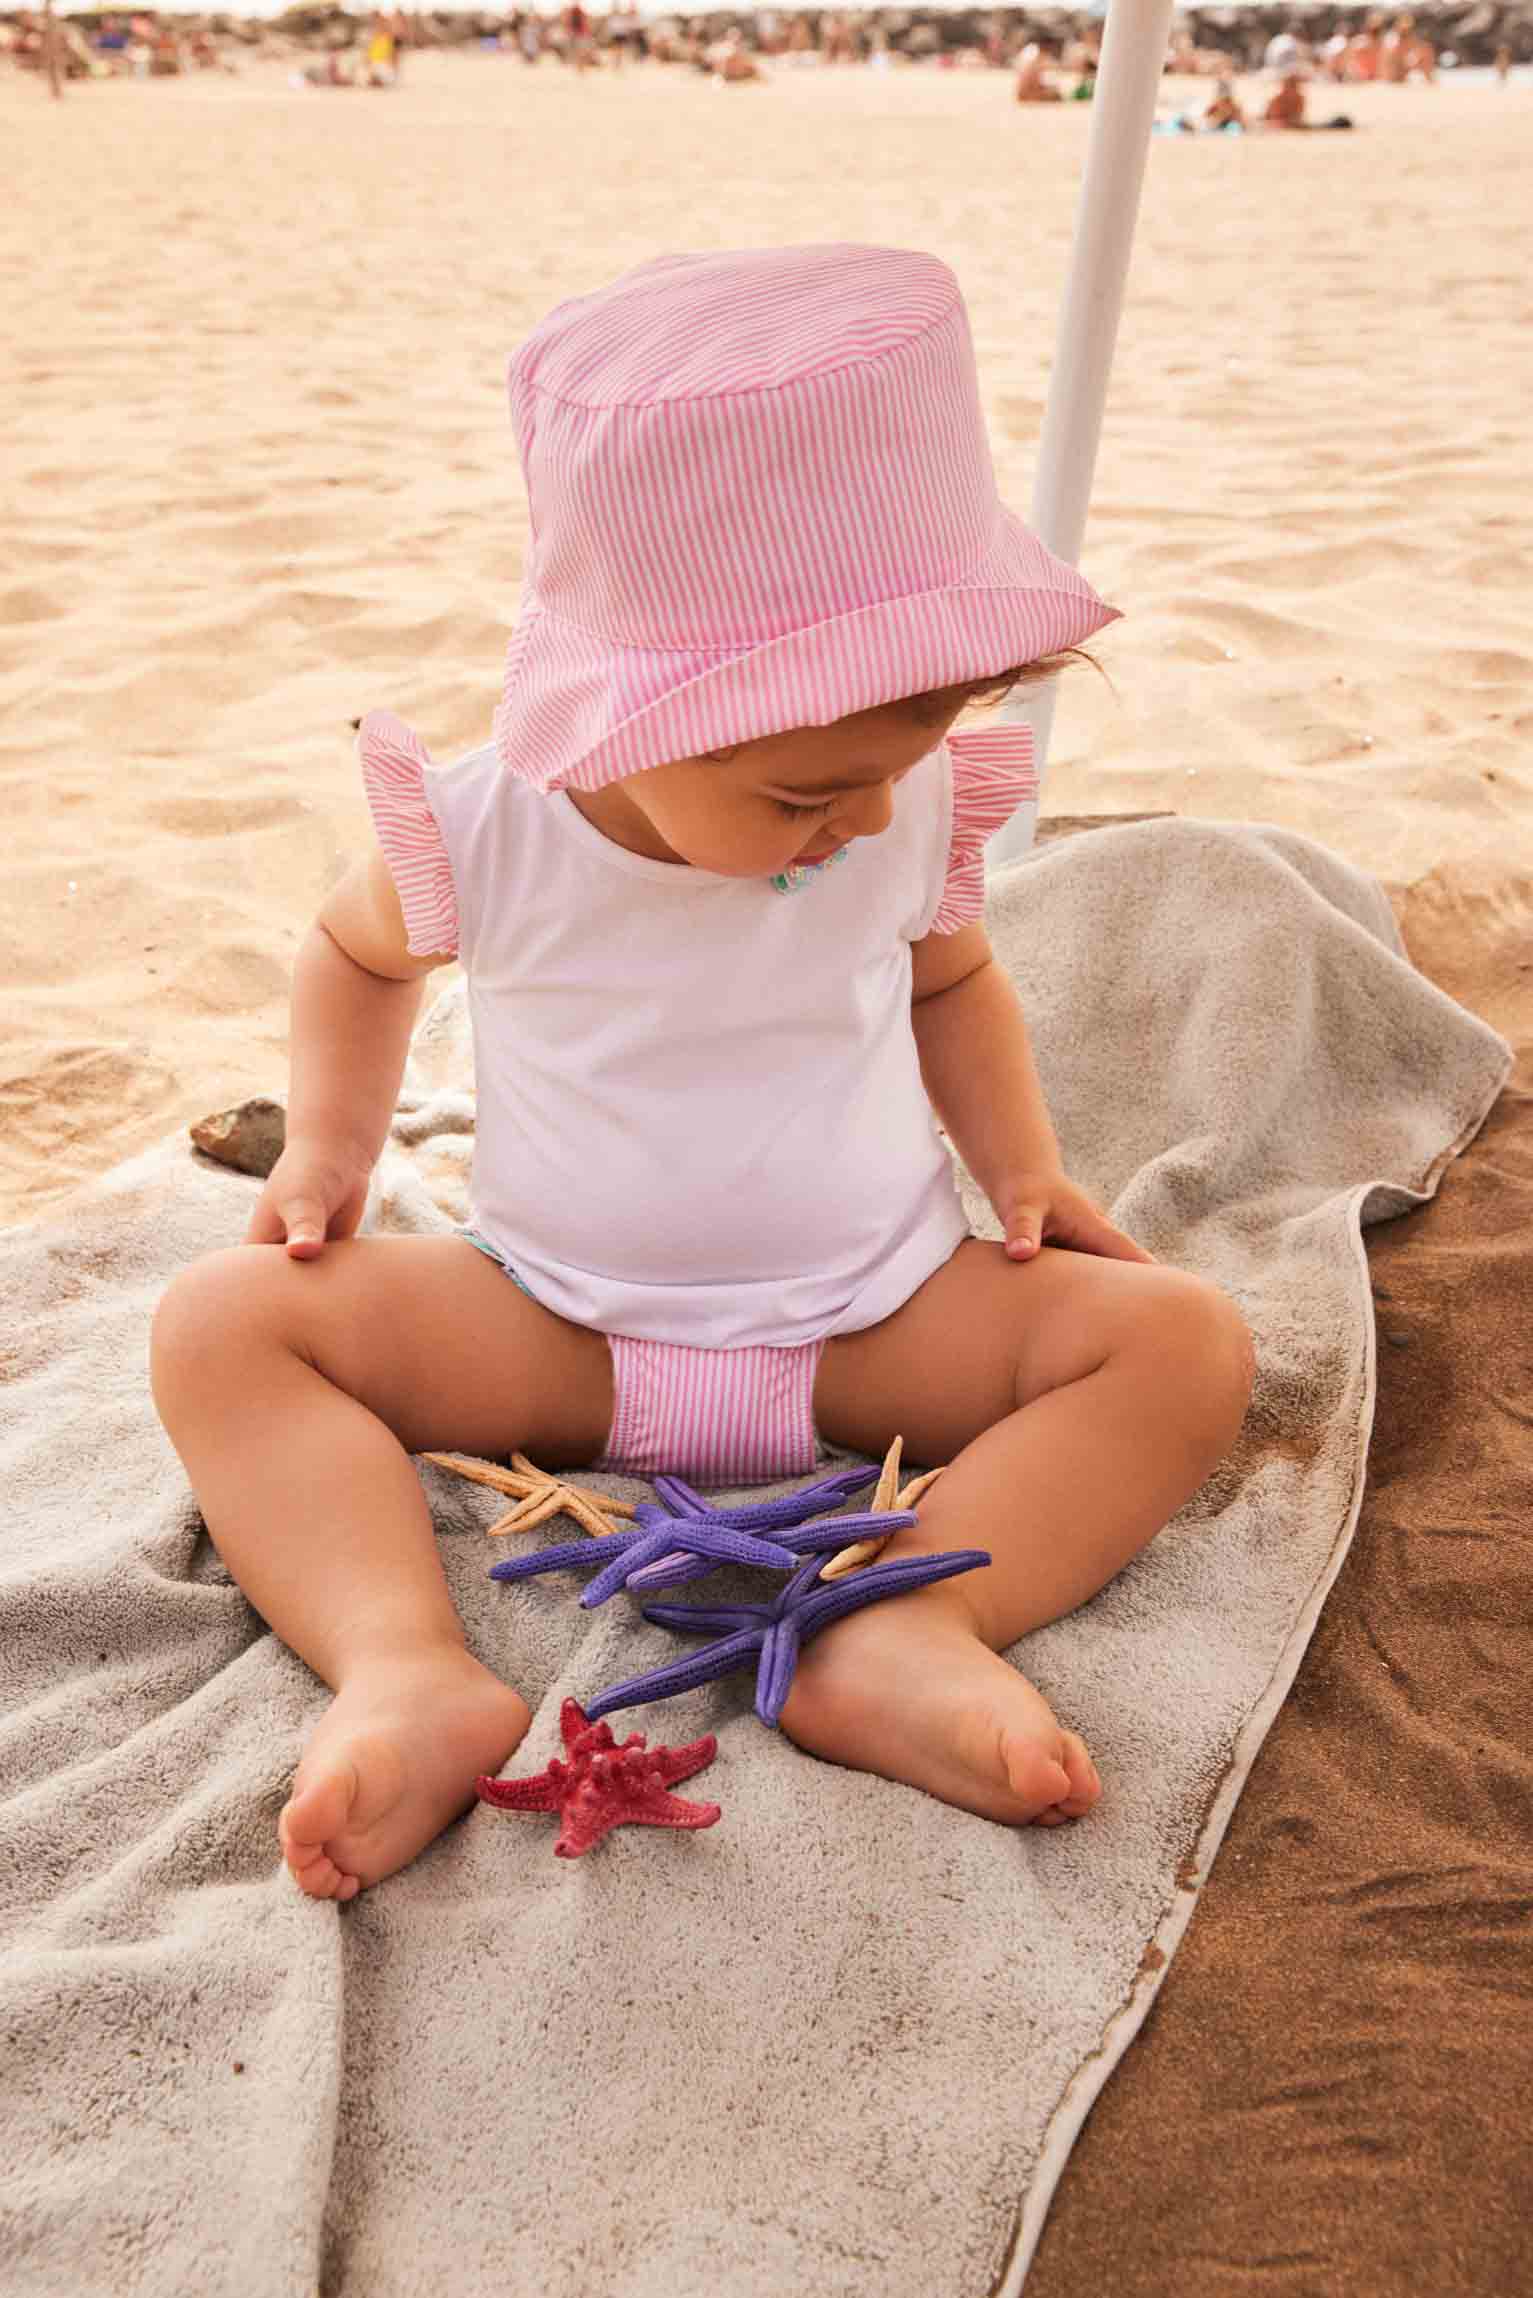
left=150, top=244, right=1255, bottom=1901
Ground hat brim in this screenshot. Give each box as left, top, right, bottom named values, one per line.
left=494, top=506, right=1120, bottom=792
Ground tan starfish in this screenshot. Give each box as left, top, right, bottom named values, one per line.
left=422, top=1450, right=637, bottom=1543
left=817, top=1433, right=946, bottom=1579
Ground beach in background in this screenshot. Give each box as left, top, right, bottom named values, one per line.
left=3, top=55, right=1530, bottom=1222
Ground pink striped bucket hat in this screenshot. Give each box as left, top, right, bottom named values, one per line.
left=493, top=243, right=1119, bottom=793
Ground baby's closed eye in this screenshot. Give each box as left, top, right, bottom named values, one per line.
left=772, top=797, right=836, bottom=820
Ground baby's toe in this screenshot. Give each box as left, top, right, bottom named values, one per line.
left=280, top=1763, right=364, bottom=1897
left=1033, top=1730, right=1101, bottom=1825
left=281, top=1761, right=358, bottom=1856
left=284, top=1841, right=360, bottom=1900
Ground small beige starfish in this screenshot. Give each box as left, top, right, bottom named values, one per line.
left=817, top=1434, right=946, bottom=1579
left=422, top=1450, right=637, bottom=1543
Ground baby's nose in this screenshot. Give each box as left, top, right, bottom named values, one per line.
left=841, top=779, right=895, bottom=837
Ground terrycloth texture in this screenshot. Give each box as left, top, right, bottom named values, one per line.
left=0, top=818, right=1510, bottom=2298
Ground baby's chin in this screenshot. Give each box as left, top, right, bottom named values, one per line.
left=671, top=843, right=811, bottom=878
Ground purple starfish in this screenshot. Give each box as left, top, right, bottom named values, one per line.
left=488, top=1463, right=915, bottom=1606
left=624, top=1478, right=919, bottom=1593
left=583, top=1544, right=992, bottom=1729
left=489, top=1511, right=808, bottom=1608
left=621, top=1463, right=897, bottom=1589
left=651, top=1466, right=881, bottom=1525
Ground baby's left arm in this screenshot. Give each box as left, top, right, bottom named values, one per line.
left=910, top=921, right=1063, bottom=1219
left=910, top=924, right=1154, bottom=1265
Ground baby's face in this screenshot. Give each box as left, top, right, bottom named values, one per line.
left=575, top=697, right=969, bottom=877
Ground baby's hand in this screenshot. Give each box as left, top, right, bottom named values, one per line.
left=998, top=1170, right=1156, bottom=1265
left=245, top=1139, right=372, bottom=1259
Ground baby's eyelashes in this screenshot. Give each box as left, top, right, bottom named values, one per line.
left=771, top=797, right=837, bottom=820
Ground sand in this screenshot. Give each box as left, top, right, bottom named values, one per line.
left=4, top=51, right=1530, bottom=2295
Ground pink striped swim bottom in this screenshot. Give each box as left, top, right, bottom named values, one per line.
left=460, top=1227, right=828, bottom=1487
left=590, top=1331, right=829, bottom=1487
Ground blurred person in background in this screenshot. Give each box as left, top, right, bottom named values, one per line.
left=1348, top=12, right=1384, bottom=76
left=821, top=12, right=856, bottom=65
left=150, top=17, right=181, bottom=73
left=1262, top=62, right=1354, bottom=128
left=711, top=26, right=763, bottom=80
left=1381, top=12, right=1434, bottom=79
left=562, top=1, right=596, bottom=71
left=1202, top=74, right=1244, bottom=125
left=1264, top=65, right=1308, bottom=124
left=1320, top=28, right=1351, bottom=79
left=1014, top=39, right=1062, bottom=100
left=1261, top=26, right=1306, bottom=77
left=365, top=12, right=397, bottom=84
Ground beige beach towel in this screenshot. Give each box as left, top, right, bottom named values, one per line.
left=0, top=816, right=1510, bottom=2298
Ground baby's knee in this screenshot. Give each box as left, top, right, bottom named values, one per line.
left=1145, top=1270, right=1256, bottom=1420
left=150, top=1243, right=285, bottom=1397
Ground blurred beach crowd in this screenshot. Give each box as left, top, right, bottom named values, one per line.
left=4, top=0, right=1527, bottom=91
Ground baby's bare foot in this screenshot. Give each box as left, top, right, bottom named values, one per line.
left=778, top=1583, right=1101, bottom=1828
left=279, top=1645, right=531, bottom=1900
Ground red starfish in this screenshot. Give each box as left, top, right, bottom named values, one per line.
left=476, top=1698, right=722, bottom=1859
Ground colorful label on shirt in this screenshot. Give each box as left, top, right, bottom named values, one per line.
left=769, top=846, right=852, bottom=896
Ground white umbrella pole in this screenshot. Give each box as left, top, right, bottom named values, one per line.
left=45, top=0, right=63, bottom=96
left=987, top=0, right=1176, bottom=871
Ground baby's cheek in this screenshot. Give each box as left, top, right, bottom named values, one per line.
left=671, top=806, right=787, bottom=876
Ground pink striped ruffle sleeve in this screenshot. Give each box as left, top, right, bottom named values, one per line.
left=926, top=725, right=1038, bottom=934
left=357, top=710, right=460, bottom=958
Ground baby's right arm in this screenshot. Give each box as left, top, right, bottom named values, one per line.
left=246, top=843, right=455, bottom=1259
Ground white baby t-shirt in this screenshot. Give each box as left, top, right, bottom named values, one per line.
left=360, top=715, right=1035, bottom=1351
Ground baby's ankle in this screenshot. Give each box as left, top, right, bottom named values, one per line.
left=869, top=1559, right=998, bottom=1650
left=331, top=1630, right=485, bottom=1688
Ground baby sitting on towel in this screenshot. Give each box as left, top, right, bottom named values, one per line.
left=150, top=244, right=1255, bottom=1900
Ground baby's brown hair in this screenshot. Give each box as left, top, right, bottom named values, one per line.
left=897, top=648, right=1097, bottom=726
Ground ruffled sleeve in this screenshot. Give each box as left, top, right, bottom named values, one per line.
left=357, top=710, right=460, bottom=959
left=925, top=724, right=1038, bottom=934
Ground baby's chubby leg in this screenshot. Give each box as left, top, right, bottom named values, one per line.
left=800, top=1240, right=1256, bottom=1826
left=150, top=1236, right=614, bottom=1898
